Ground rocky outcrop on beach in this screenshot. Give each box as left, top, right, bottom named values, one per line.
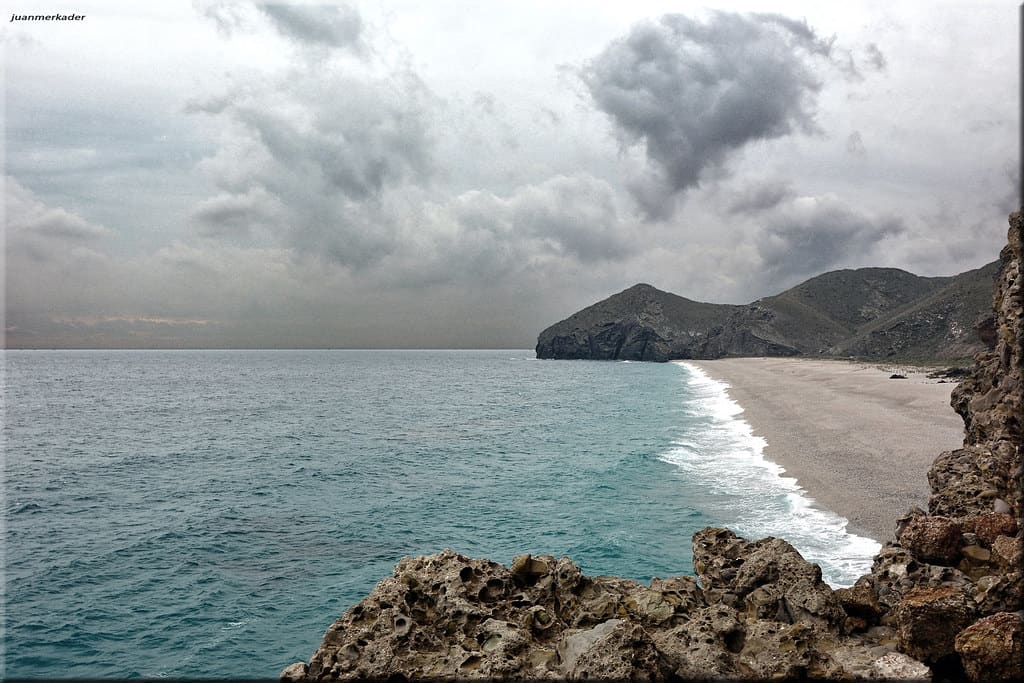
left=286, top=213, right=1022, bottom=681
left=535, top=261, right=999, bottom=362
left=282, top=540, right=929, bottom=681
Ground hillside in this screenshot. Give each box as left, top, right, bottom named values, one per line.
left=534, top=284, right=738, bottom=361
left=535, top=262, right=998, bottom=361
left=831, top=261, right=1003, bottom=360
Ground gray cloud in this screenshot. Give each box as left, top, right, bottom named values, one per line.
left=188, top=63, right=435, bottom=266
left=258, top=3, right=365, bottom=52
left=6, top=177, right=113, bottom=262
left=191, top=188, right=282, bottom=238
left=508, top=174, right=635, bottom=263
left=4, top=176, right=632, bottom=349
left=187, top=7, right=637, bottom=276
left=381, top=174, right=640, bottom=290
left=755, top=195, right=905, bottom=283
left=194, top=0, right=254, bottom=36
left=726, top=179, right=795, bottom=214
left=846, top=131, right=866, bottom=156
left=997, top=161, right=1020, bottom=214
left=194, top=71, right=433, bottom=200
left=865, top=42, right=887, bottom=71
left=472, top=92, right=497, bottom=115
left=582, top=11, right=837, bottom=218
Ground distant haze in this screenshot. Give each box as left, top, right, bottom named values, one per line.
left=4, top=1, right=1018, bottom=349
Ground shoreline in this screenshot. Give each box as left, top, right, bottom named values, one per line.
left=686, top=357, right=965, bottom=542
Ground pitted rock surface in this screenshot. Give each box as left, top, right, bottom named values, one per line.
left=288, top=542, right=913, bottom=681
left=892, top=586, right=975, bottom=664
left=955, top=612, right=1024, bottom=682
left=898, top=515, right=963, bottom=565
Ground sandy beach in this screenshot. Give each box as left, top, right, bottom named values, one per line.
left=687, top=358, right=966, bottom=542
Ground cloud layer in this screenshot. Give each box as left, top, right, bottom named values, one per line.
left=4, top=2, right=1017, bottom=348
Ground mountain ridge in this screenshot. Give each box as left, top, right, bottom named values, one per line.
left=535, top=262, right=999, bottom=361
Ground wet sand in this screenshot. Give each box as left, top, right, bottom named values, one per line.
left=687, top=358, right=966, bottom=541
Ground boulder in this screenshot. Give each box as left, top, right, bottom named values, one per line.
left=835, top=580, right=883, bottom=631
left=990, top=533, right=1023, bottom=569
left=280, top=662, right=307, bottom=682
left=691, top=528, right=845, bottom=630
left=893, top=586, right=974, bottom=664
left=557, top=619, right=673, bottom=680
left=960, top=512, right=1018, bottom=547
left=868, top=651, right=933, bottom=679
left=970, top=572, right=1024, bottom=614
left=955, top=612, right=1024, bottom=682
left=898, top=515, right=962, bottom=565
left=737, top=620, right=840, bottom=679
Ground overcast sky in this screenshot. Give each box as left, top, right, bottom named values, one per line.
left=4, top=1, right=1019, bottom=348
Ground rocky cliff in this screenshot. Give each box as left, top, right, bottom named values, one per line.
left=284, top=213, right=1022, bottom=681
left=535, top=262, right=999, bottom=362
left=532, top=284, right=743, bottom=361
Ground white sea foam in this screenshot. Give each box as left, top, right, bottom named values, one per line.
left=663, top=362, right=881, bottom=587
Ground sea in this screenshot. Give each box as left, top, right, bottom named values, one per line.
left=2, top=349, right=880, bottom=678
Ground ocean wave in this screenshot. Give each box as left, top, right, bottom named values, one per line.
left=663, top=362, right=880, bottom=587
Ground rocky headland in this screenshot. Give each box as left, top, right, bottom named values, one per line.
left=283, top=213, right=1022, bottom=681
left=535, top=259, right=999, bottom=362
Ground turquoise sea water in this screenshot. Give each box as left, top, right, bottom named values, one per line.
left=2, top=350, right=878, bottom=678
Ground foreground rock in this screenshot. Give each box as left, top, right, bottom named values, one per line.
left=290, top=543, right=926, bottom=680
left=287, top=213, right=1023, bottom=681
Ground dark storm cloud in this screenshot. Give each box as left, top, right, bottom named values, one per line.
left=258, top=3, right=365, bottom=52
left=755, top=196, right=905, bottom=280
left=582, top=11, right=839, bottom=218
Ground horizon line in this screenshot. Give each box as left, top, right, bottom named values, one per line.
left=2, top=346, right=538, bottom=352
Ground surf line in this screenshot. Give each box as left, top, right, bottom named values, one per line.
left=670, top=361, right=880, bottom=587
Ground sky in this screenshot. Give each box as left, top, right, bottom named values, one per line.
left=3, top=0, right=1019, bottom=349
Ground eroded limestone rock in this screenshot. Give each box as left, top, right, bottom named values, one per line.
left=961, top=512, right=1018, bottom=547
left=893, top=586, right=974, bottom=664
left=692, top=528, right=846, bottom=631
left=955, top=612, right=1024, bottom=682
left=898, top=515, right=962, bottom=565
left=990, top=534, right=1023, bottom=569
left=284, top=539, right=926, bottom=681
